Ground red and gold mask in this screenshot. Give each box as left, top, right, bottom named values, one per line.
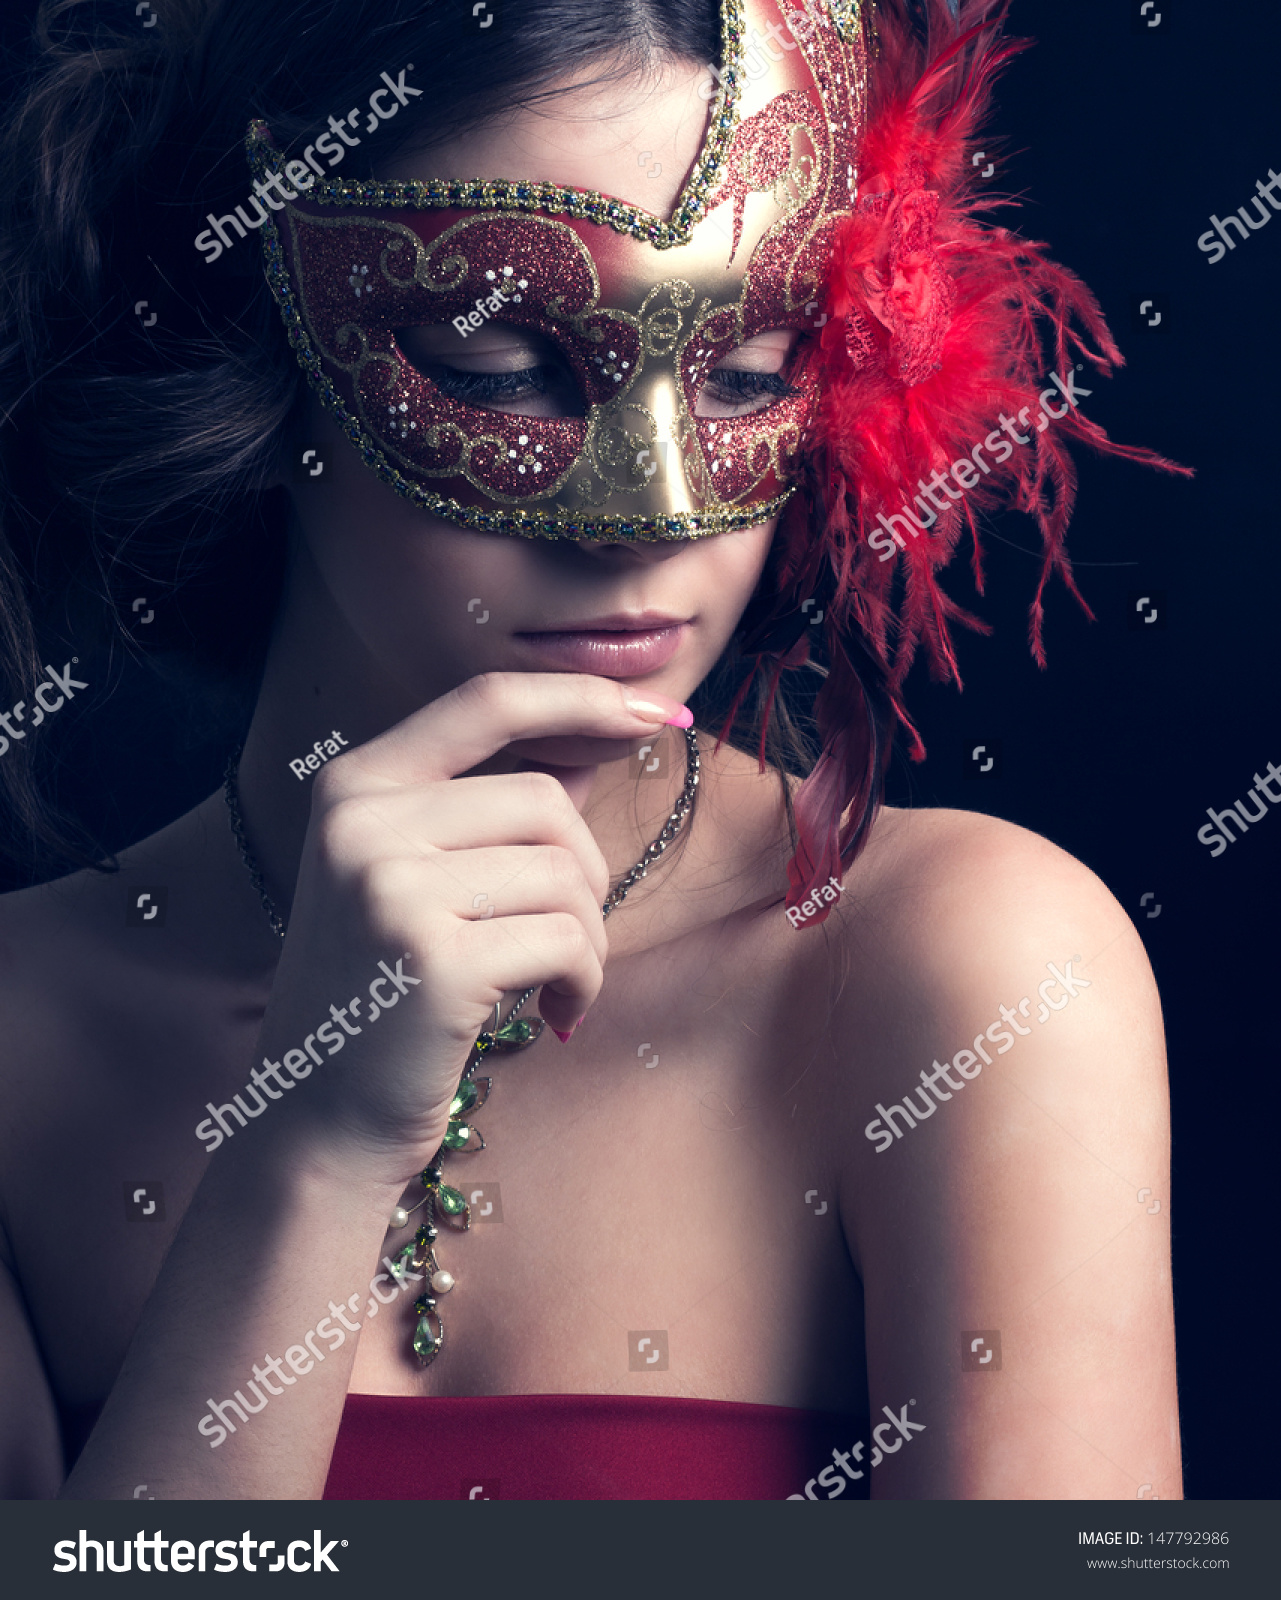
left=250, top=0, right=868, bottom=539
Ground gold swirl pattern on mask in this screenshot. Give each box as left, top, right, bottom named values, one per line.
left=249, top=0, right=870, bottom=538
left=273, top=202, right=809, bottom=519
left=260, top=203, right=796, bottom=538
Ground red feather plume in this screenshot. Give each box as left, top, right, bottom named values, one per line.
left=742, top=0, right=1193, bottom=925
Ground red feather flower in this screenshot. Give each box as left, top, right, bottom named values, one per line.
left=844, top=183, right=955, bottom=385
left=731, top=0, right=1193, bottom=926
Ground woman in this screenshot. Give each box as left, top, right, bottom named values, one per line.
left=0, top=0, right=1182, bottom=1500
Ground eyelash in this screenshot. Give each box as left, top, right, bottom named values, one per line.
left=703, top=369, right=800, bottom=403
left=428, top=365, right=799, bottom=408
left=429, top=366, right=552, bottom=403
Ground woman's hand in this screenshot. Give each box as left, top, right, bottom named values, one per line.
left=253, top=670, right=689, bottom=1186
left=58, top=669, right=693, bottom=1501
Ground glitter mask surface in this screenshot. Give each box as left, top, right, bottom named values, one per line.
left=253, top=0, right=868, bottom=540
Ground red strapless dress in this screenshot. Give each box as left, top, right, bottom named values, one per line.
left=323, top=1393, right=868, bottom=1500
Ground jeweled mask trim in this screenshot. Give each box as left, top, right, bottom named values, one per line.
left=251, top=0, right=866, bottom=540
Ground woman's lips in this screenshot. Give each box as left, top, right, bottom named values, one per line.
left=511, top=624, right=686, bottom=677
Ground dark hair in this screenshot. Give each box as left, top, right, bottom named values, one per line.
left=0, top=0, right=832, bottom=879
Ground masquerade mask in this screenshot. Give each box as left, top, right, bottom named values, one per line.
left=249, top=0, right=868, bottom=540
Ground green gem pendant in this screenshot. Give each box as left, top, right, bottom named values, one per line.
left=449, top=1079, right=482, bottom=1118
left=413, top=1302, right=443, bottom=1364
left=491, top=1017, right=544, bottom=1050
left=390, top=1240, right=420, bottom=1279
left=437, top=1183, right=470, bottom=1226
left=406, top=1003, right=546, bottom=1362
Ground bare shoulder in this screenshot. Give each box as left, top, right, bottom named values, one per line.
left=0, top=789, right=261, bottom=1003
left=824, top=805, right=1178, bottom=1498
left=830, top=802, right=1166, bottom=1164
left=0, top=837, right=181, bottom=1033
left=0, top=792, right=270, bottom=1179
left=0, top=864, right=136, bottom=1275
left=834, top=803, right=1157, bottom=1032
left=848, top=802, right=1137, bottom=941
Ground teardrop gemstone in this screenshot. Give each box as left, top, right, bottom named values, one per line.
left=492, top=1017, right=544, bottom=1049
left=390, top=1241, right=418, bottom=1278
left=450, top=1080, right=479, bottom=1118
left=413, top=1312, right=441, bottom=1362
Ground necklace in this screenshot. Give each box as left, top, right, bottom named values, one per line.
left=223, top=726, right=700, bottom=1365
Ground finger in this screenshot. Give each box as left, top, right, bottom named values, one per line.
left=417, top=844, right=609, bottom=968
left=316, top=772, right=612, bottom=908
left=447, top=913, right=603, bottom=1034
left=321, top=672, right=692, bottom=788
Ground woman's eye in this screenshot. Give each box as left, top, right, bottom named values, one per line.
left=431, top=365, right=550, bottom=405
left=394, top=325, right=586, bottom=418
left=420, top=362, right=586, bottom=419
left=695, top=366, right=801, bottom=419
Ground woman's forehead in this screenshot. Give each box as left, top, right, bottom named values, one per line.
left=379, top=61, right=714, bottom=219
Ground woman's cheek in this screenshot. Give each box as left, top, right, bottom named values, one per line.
left=297, top=495, right=521, bottom=686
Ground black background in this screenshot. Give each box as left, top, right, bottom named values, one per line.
left=1, top=0, right=1277, bottom=1500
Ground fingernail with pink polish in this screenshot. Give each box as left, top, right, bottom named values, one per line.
left=623, top=692, right=693, bottom=728
left=552, top=1025, right=574, bottom=1044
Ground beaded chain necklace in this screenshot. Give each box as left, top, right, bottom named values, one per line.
left=223, top=728, right=700, bottom=1364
